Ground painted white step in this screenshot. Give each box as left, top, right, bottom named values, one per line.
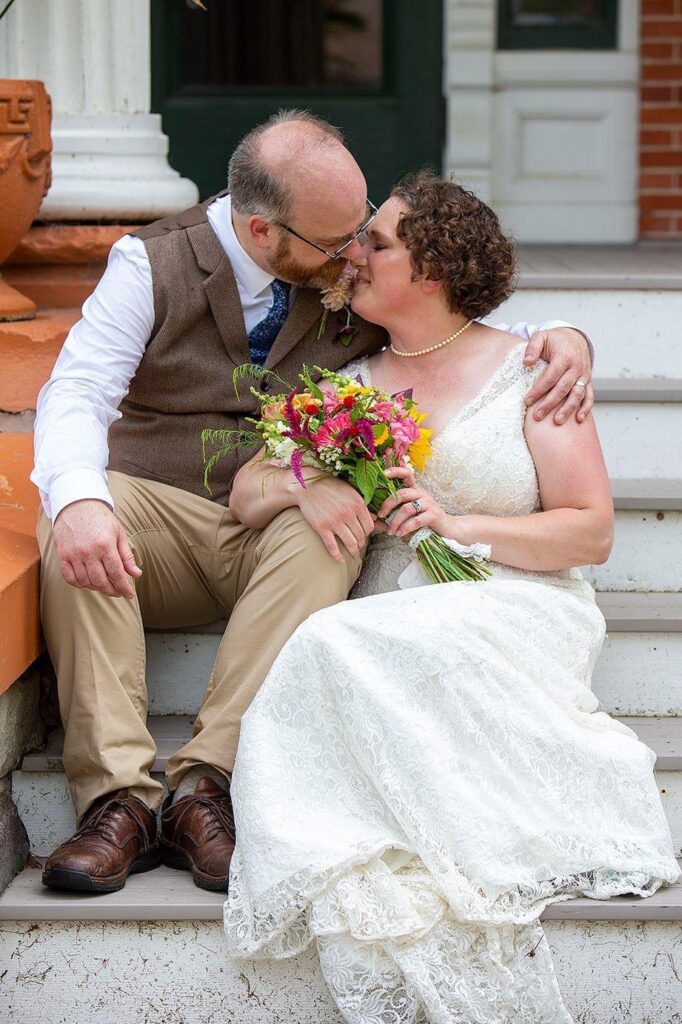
left=2, top=921, right=682, bottom=1024
left=1, top=860, right=680, bottom=923
left=499, top=243, right=682, bottom=378
left=494, top=294, right=682, bottom=378
left=0, top=867, right=681, bottom=1024
left=582, top=507, right=682, bottom=592
left=141, top=591, right=682, bottom=718
left=595, top=405, right=682, bottom=477
left=13, top=715, right=682, bottom=859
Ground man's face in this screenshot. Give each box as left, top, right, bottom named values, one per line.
left=267, top=186, right=371, bottom=290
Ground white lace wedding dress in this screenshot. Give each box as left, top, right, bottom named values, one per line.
left=223, top=343, right=679, bottom=1023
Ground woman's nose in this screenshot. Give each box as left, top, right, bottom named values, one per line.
left=348, top=241, right=368, bottom=266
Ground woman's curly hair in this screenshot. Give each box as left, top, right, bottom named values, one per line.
left=390, top=171, right=517, bottom=319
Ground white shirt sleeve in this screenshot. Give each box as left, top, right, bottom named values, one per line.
left=490, top=319, right=595, bottom=364
left=30, top=234, right=155, bottom=522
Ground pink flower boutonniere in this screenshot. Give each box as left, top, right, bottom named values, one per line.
left=318, top=264, right=359, bottom=346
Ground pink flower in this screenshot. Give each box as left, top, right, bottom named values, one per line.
left=311, top=411, right=353, bottom=450
left=390, top=417, right=420, bottom=447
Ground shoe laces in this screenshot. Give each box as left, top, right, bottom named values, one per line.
left=175, top=793, right=235, bottom=843
left=76, top=795, right=150, bottom=847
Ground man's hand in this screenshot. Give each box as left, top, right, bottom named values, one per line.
left=52, top=499, right=142, bottom=598
left=296, top=475, right=375, bottom=562
left=523, top=327, right=594, bottom=425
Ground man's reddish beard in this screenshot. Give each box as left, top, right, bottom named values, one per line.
left=269, top=234, right=346, bottom=289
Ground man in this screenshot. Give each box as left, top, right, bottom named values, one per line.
left=31, top=109, right=594, bottom=895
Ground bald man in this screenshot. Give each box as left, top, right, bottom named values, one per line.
left=32, top=110, right=594, bottom=894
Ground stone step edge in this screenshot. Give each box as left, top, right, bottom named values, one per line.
left=595, top=380, right=682, bottom=401
left=610, top=479, right=682, bottom=509
left=19, top=715, right=682, bottom=775
left=0, top=862, right=679, bottom=923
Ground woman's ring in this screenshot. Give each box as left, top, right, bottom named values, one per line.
left=573, top=379, right=588, bottom=392
left=412, top=499, right=422, bottom=513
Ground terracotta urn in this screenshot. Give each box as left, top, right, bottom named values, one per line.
left=0, top=79, right=52, bottom=321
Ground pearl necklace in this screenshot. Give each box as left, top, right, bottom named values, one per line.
left=390, top=319, right=474, bottom=358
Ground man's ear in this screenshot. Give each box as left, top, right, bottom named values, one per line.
left=249, top=215, right=273, bottom=251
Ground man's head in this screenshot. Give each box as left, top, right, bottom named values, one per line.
left=228, top=109, right=372, bottom=289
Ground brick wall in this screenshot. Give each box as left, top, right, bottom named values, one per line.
left=639, top=0, right=682, bottom=237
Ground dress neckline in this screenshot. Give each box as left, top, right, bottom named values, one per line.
left=355, top=341, right=528, bottom=444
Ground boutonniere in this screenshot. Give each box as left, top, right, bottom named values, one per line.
left=317, top=264, right=359, bottom=346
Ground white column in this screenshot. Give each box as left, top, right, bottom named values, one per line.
left=443, top=0, right=496, bottom=203
left=0, top=0, right=198, bottom=220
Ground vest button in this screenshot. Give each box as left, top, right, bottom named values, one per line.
left=260, top=380, right=270, bottom=392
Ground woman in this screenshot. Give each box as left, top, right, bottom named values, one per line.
left=223, top=173, right=679, bottom=1023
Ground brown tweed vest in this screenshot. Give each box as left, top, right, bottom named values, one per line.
left=107, top=194, right=387, bottom=505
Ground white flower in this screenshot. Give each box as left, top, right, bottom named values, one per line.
left=273, top=438, right=297, bottom=463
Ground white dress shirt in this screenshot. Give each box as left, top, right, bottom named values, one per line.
left=31, top=193, right=584, bottom=522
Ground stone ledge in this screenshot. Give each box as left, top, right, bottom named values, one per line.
left=0, top=309, right=79, bottom=413
left=7, top=225, right=137, bottom=265
left=0, top=778, right=29, bottom=895
left=0, top=665, right=44, bottom=778
left=0, top=527, right=41, bottom=695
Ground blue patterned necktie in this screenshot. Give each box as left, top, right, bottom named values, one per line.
left=248, top=279, right=291, bottom=365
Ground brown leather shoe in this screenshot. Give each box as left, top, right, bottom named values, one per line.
left=42, top=788, right=160, bottom=894
left=160, top=776, right=235, bottom=891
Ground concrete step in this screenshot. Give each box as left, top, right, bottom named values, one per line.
left=496, top=243, right=682, bottom=378
left=0, top=865, right=680, bottom=1024
left=582, top=497, right=682, bottom=592
left=595, top=403, right=682, bottom=478
left=2, top=859, right=681, bottom=923
left=12, top=714, right=682, bottom=859
left=140, top=592, right=682, bottom=719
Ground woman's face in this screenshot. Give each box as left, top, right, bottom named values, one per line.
left=350, top=197, right=420, bottom=325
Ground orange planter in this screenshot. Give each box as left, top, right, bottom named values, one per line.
left=0, top=79, right=52, bottom=321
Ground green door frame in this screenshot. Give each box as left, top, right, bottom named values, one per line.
left=151, top=0, right=444, bottom=203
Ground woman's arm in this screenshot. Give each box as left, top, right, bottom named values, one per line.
left=381, top=412, right=614, bottom=571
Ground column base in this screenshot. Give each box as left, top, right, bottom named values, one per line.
left=38, top=113, right=200, bottom=222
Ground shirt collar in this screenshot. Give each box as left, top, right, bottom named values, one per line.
left=207, top=193, right=275, bottom=299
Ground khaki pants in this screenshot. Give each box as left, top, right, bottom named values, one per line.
left=37, top=471, right=362, bottom=823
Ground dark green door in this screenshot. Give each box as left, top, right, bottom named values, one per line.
left=151, top=0, right=444, bottom=203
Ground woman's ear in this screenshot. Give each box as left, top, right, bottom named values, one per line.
left=421, top=277, right=443, bottom=296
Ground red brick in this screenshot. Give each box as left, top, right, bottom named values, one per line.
left=642, top=41, right=675, bottom=59
left=640, top=193, right=682, bottom=209
left=639, top=172, right=676, bottom=187
left=640, top=106, right=682, bottom=123
left=642, top=62, right=682, bottom=81
left=641, top=149, right=682, bottom=166
left=643, top=0, right=675, bottom=14
left=642, top=19, right=682, bottom=36
left=641, top=85, right=675, bottom=101
left=640, top=213, right=676, bottom=232
left=641, top=129, right=674, bottom=145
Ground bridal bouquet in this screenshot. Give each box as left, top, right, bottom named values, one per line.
left=202, top=366, right=492, bottom=584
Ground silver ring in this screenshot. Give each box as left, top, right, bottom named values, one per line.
left=573, top=379, right=588, bottom=392
left=411, top=499, right=422, bottom=514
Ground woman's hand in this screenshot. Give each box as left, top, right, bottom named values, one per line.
left=375, top=466, right=451, bottom=538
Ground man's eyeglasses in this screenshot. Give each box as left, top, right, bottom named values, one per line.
left=275, top=199, right=377, bottom=260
